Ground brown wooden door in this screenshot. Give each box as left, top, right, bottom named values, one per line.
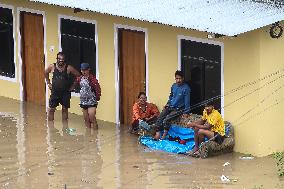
left=21, top=12, right=45, bottom=105
left=119, top=29, right=146, bottom=125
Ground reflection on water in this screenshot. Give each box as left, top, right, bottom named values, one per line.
left=0, top=97, right=283, bottom=189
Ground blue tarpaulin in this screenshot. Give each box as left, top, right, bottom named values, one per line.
left=139, top=124, right=195, bottom=154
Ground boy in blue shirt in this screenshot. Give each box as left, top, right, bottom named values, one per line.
left=154, top=70, right=191, bottom=140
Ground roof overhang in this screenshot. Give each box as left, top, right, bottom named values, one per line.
left=30, top=0, right=284, bottom=36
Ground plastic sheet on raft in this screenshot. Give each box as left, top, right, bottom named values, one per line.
left=139, top=124, right=195, bottom=154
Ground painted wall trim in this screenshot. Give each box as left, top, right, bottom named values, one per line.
left=114, top=24, right=149, bottom=124
left=58, top=14, right=99, bottom=98
left=0, top=3, right=17, bottom=83
left=17, top=7, right=47, bottom=103
left=177, top=35, right=225, bottom=117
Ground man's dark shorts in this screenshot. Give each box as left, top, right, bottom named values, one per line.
left=49, top=91, right=71, bottom=108
left=80, top=104, right=97, bottom=110
left=214, top=132, right=225, bottom=145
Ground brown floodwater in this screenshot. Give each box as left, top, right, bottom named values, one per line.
left=0, top=97, right=283, bottom=189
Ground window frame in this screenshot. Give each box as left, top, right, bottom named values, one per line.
left=58, top=15, right=98, bottom=97
left=0, top=3, right=16, bottom=82
left=177, top=35, right=224, bottom=117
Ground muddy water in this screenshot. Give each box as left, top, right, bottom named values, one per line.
left=0, top=97, right=283, bottom=189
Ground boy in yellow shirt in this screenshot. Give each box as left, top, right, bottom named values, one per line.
left=187, top=104, right=225, bottom=155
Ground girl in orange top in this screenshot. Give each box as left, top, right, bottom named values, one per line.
left=131, top=92, right=160, bottom=133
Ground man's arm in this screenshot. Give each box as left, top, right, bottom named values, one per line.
left=183, top=86, right=191, bottom=113
left=68, top=65, right=81, bottom=91
left=44, top=64, right=53, bottom=90
left=192, top=122, right=211, bottom=130
left=68, top=65, right=80, bottom=77
left=187, top=119, right=207, bottom=129
left=145, top=104, right=160, bottom=121
left=165, top=85, right=174, bottom=108
left=151, top=104, right=160, bottom=118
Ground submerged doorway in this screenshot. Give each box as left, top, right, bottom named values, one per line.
left=117, top=27, right=146, bottom=126
left=180, top=37, right=223, bottom=115
left=20, top=11, right=45, bottom=106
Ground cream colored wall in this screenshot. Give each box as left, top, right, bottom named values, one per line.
left=256, top=25, right=284, bottom=156
left=1, top=0, right=283, bottom=156
left=0, top=80, right=20, bottom=99
left=222, top=31, right=262, bottom=155
left=221, top=27, right=284, bottom=156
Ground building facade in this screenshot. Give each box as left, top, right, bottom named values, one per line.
left=0, top=0, right=283, bottom=156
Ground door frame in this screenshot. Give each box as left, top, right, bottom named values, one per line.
left=17, top=7, right=47, bottom=106
left=0, top=3, right=17, bottom=82
left=114, top=24, right=148, bottom=124
left=177, top=35, right=224, bottom=116
left=58, top=14, right=99, bottom=97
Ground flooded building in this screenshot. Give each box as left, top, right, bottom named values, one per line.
left=0, top=0, right=284, bottom=157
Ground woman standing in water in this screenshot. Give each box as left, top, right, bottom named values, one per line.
left=77, top=63, right=101, bottom=129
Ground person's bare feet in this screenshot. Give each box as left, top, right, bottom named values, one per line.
left=186, top=146, right=199, bottom=156
left=154, top=131, right=160, bottom=140
left=192, top=146, right=199, bottom=153
left=161, top=130, right=168, bottom=140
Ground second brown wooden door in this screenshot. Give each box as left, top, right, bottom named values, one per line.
left=118, top=29, right=146, bottom=126
left=21, top=12, right=45, bottom=106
